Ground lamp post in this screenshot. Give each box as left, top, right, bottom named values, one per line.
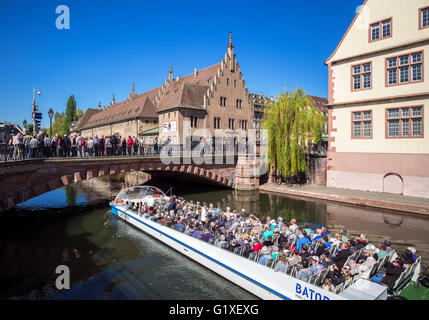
left=23, top=120, right=27, bottom=134
left=48, top=108, right=54, bottom=137
left=32, top=88, right=41, bottom=135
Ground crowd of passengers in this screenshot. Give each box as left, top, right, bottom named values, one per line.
left=122, top=198, right=419, bottom=293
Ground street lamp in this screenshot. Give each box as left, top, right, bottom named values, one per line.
left=32, top=88, right=41, bottom=135
left=23, top=119, right=27, bottom=131
left=48, top=108, right=54, bottom=137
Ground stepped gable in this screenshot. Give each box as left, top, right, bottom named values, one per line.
left=81, top=87, right=160, bottom=129
left=156, top=63, right=220, bottom=112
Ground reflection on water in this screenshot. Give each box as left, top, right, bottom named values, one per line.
left=1, top=172, right=429, bottom=299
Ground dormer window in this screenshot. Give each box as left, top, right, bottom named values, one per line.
left=370, top=18, right=392, bottom=42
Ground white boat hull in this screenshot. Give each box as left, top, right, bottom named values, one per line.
left=110, top=203, right=350, bottom=300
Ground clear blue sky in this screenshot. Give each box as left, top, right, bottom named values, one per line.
left=0, top=0, right=363, bottom=128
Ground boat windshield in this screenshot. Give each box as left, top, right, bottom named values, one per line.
left=114, top=186, right=165, bottom=201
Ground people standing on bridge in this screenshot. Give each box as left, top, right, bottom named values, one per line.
left=29, top=135, right=38, bottom=159
left=87, top=137, right=94, bottom=157
left=126, top=136, right=133, bottom=155
left=62, top=134, right=69, bottom=157
left=93, top=135, right=99, bottom=157
left=99, top=135, right=105, bottom=156
left=23, top=134, right=31, bottom=159
left=120, top=136, right=125, bottom=155
left=44, top=134, right=51, bottom=158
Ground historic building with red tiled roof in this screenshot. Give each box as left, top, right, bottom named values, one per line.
left=75, top=33, right=255, bottom=143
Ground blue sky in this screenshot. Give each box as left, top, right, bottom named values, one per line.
left=0, top=0, right=363, bottom=128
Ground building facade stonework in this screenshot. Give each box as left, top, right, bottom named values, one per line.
left=326, top=0, right=429, bottom=198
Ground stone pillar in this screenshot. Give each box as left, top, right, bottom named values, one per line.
left=234, top=157, right=260, bottom=190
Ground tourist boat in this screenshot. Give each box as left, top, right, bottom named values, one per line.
left=109, top=186, right=421, bottom=300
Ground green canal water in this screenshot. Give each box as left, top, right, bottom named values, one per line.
left=1, top=172, right=428, bottom=299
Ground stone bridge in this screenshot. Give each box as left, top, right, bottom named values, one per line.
left=0, top=155, right=262, bottom=212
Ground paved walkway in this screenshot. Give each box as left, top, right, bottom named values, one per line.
left=259, top=183, right=429, bottom=216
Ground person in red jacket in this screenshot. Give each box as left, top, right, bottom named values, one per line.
left=127, top=136, right=133, bottom=155
left=252, top=238, right=263, bottom=254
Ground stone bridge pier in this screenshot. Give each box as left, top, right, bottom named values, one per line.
left=0, top=155, right=262, bottom=212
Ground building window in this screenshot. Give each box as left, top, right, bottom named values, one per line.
left=234, top=80, right=236, bottom=88
left=386, top=51, right=423, bottom=86
left=386, top=106, right=424, bottom=138
left=370, top=18, right=392, bottom=42
left=352, top=110, right=372, bottom=138
left=351, top=62, right=372, bottom=91
left=227, top=78, right=229, bottom=86
left=239, top=120, right=248, bottom=130
left=214, top=117, right=221, bottom=129
left=236, top=99, right=242, bottom=109
left=228, top=119, right=235, bottom=130
left=220, top=96, right=227, bottom=107
left=419, top=7, right=429, bottom=29
left=191, top=116, right=198, bottom=128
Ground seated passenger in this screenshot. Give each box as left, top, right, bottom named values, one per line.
left=322, top=278, right=335, bottom=292
left=228, top=239, right=240, bottom=252
left=262, top=235, right=274, bottom=247
left=327, top=264, right=344, bottom=287
left=371, top=258, right=404, bottom=288
left=332, top=242, right=352, bottom=269
left=258, top=246, right=272, bottom=265
left=296, top=259, right=313, bottom=282
left=374, top=244, right=388, bottom=261
left=287, top=249, right=302, bottom=266
left=216, top=235, right=228, bottom=249
left=242, top=243, right=253, bottom=258
left=310, top=256, right=324, bottom=274
left=271, top=246, right=279, bottom=261
left=349, top=249, right=376, bottom=276
left=300, top=245, right=311, bottom=260
left=296, top=233, right=311, bottom=253
left=174, top=218, right=185, bottom=232
left=252, top=238, right=263, bottom=254
left=274, top=251, right=288, bottom=273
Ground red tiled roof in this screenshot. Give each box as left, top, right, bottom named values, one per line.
left=157, top=63, right=220, bottom=112
left=79, top=87, right=160, bottom=130
left=308, top=95, right=328, bottom=114
left=78, top=63, right=221, bottom=130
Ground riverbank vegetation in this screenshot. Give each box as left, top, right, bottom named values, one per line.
left=262, top=87, right=327, bottom=183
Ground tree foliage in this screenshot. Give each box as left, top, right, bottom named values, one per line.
left=262, top=87, right=327, bottom=181
left=50, top=94, right=84, bottom=136
left=65, top=95, right=77, bottom=132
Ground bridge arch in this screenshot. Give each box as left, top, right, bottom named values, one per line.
left=0, top=157, right=238, bottom=213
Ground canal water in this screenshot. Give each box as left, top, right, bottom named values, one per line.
left=1, top=172, right=429, bottom=299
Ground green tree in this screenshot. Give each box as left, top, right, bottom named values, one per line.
left=65, top=95, right=77, bottom=134
left=52, top=111, right=67, bottom=136
left=262, top=87, right=327, bottom=182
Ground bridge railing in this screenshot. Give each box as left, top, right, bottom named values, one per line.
left=0, top=142, right=263, bottom=163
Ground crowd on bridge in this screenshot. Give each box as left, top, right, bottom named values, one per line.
left=1, top=132, right=171, bottom=161
left=121, top=198, right=420, bottom=294
left=1, top=131, right=255, bottom=162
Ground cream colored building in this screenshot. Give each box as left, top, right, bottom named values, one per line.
left=326, top=0, right=429, bottom=198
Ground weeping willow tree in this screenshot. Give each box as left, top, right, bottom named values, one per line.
left=262, top=87, right=327, bottom=183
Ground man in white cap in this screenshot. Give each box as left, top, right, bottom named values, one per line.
left=310, top=256, right=324, bottom=275
left=257, top=246, right=271, bottom=266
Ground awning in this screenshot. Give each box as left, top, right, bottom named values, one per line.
left=138, top=127, right=159, bottom=136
